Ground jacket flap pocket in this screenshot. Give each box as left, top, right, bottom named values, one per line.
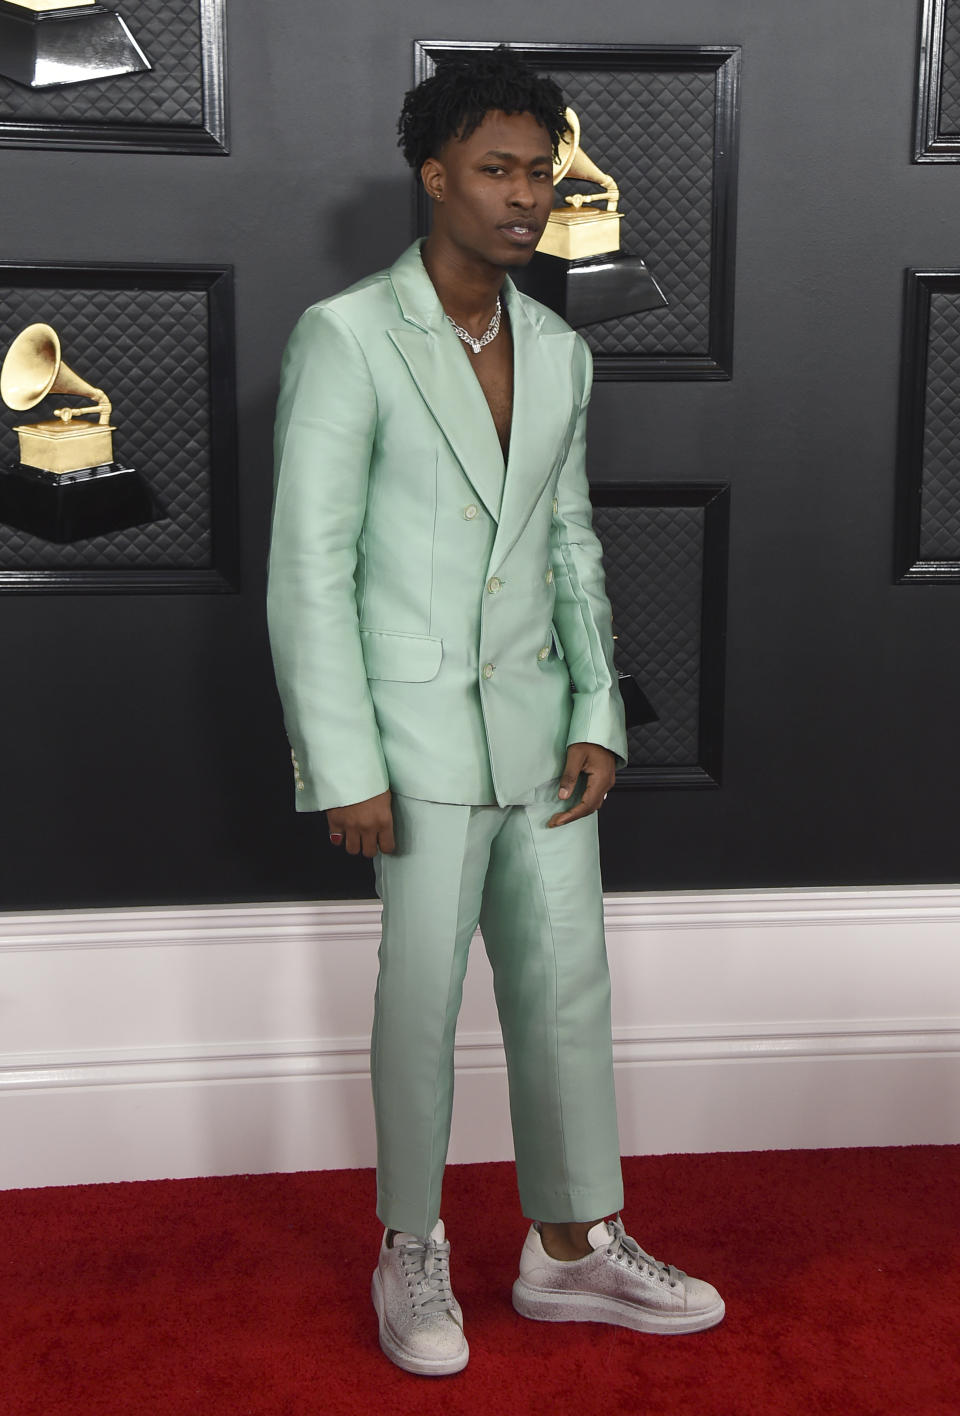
left=360, top=629, right=443, bottom=682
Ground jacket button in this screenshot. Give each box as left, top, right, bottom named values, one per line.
left=552, top=498, right=559, bottom=516
left=482, top=663, right=495, bottom=679
left=464, top=504, right=479, bottom=519
left=538, top=645, right=550, bottom=661
left=545, top=568, right=554, bottom=584
left=487, top=576, right=502, bottom=593
left=296, top=780, right=305, bottom=791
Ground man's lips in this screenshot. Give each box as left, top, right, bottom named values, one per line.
left=498, top=221, right=542, bottom=244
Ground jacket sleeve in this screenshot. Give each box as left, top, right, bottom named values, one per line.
left=266, top=303, right=389, bottom=811
left=549, top=335, right=629, bottom=769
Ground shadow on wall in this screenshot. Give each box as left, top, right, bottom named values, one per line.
left=319, top=176, right=416, bottom=286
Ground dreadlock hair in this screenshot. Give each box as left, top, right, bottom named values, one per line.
left=397, top=45, right=568, bottom=171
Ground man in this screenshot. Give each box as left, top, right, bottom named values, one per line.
left=268, top=46, right=724, bottom=1376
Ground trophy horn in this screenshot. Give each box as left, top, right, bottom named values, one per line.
left=0, top=322, right=112, bottom=425
left=552, top=106, right=620, bottom=212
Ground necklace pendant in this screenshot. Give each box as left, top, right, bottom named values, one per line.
left=446, top=295, right=502, bottom=355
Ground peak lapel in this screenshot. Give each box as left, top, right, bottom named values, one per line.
left=489, top=283, right=577, bottom=571
left=387, top=243, right=505, bottom=522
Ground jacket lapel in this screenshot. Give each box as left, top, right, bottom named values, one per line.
left=386, top=242, right=578, bottom=548
left=488, top=279, right=577, bottom=572
left=388, top=243, right=506, bottom=521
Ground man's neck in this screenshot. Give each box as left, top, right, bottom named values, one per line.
left=420, top=235, right=506, bottom=337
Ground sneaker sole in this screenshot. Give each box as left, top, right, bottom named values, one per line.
left=371, top=1270, right=469, bottom=1376
left=511, top=1276, right=725, bottom=1334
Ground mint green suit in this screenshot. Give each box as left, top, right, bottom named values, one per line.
left=268, top=242, right=627, bottom=1235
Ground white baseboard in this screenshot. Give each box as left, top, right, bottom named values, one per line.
left=2, top=888, right=959, bottom=1189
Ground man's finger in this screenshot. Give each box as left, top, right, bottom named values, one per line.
left=549, top=771, right=608, bottom=827
left=379, top=819, right=396, bottom=855
left=344, top=825, right=362, bottom=855
left=557, top=750, right=587, bottom=800
left=557, top=771, right=580, bottom=801
left=579, top=776, right=607, bottom=814
left=361, top=826, right=379, bottom=859
left=547, top=800, right=592, bottom=828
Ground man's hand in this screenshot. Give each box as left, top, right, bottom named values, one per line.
left=547, top=743, right=616, bottom=828
left=326, top=790, right=395, bottom=857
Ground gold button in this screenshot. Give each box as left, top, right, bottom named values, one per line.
left=552, top=498, right=558, bottom=516
left=538, top=645, right=550, bottom=661
left=464, top=504, right=478, bottom=520
left=545, top=568, right=554, bottom=584
left=487, top=576, right=502, bottom=593
left=482, top=663, right=495, bottom=679
left=296, top=780, right=305, bottom=791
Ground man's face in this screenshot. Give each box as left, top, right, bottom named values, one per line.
left=424, top=109, right=557, bottom=269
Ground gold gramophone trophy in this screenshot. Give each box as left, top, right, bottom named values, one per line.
left=538, top=109, right=623, bottom=262
left=0, top=1, right=151, bottom=90
left=515, top=107, right=667, bottom=328
left=0, top=322, right=152, bottom=543
left=2, top=323, right=115, bottom=474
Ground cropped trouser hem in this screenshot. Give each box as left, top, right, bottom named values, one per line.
left=375, top=1182, right=625, bottom=1236
left=515, top=1182, right=626, bottom=1227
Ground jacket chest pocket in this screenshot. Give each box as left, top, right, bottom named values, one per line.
left=360, top=628, right=443, bottom=682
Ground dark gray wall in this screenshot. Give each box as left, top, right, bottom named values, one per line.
left=2, top=0, right=958, bottom=908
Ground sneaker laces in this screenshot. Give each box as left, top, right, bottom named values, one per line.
left=397, top=1235, right=457, bottom=1316
left=604, top=1216, right=682, bottom=1288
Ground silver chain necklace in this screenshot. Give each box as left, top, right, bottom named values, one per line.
left=445, top=296, right=502, bottom=355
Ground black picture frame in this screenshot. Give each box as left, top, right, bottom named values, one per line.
left=894, top=269, right=960, bottom=582
left=0, top=260, right=238, bottom=594
left=0, top=0, right=227, bottom=155
left=413, top=40, right=741, bottom=381
left=915, top=0, right=960, bottom=161
left=591, top=482, right=730, bottom=786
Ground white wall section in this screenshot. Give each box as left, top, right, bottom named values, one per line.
left=2, top=889, right=959, bottom=1189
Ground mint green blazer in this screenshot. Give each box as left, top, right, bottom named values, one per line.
left=267, top=241, right=627, bottom=811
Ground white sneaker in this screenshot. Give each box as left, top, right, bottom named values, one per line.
left=371, top=1219, right=469, bottom=1375
left=512, top=1216, right=725, bottom=1334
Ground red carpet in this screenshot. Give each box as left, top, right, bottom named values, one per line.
left=1, top=1146, right=957, bottom=1416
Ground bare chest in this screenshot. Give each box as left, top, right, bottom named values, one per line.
left=468, top=326, right=514, bottom=460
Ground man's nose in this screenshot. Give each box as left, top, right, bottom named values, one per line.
left=507, top=178, right=538, bottom=207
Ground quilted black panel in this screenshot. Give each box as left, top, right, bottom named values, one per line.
left=939, top=0, right=960, bottom=135
left=0, top=0, right=203, bottom=125
left=0, top=285, right=212, bottom=568
left=593, top=502, right=703, bottom=766
left=547, top=67, right=715, bottom=358
left=918, top=289, right=960, bottom=558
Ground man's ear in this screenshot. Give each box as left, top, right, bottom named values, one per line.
left=420, top=157, right=445, bottom=203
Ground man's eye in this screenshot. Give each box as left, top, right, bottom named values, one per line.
left=482, top=165, right=505, bottom=175
left=532, top=169, right=551, bottom=180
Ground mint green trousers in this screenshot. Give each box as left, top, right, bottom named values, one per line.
left=371, top=781, right=624, bottom=1239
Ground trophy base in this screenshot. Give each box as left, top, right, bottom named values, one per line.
left=0, top=2, right=151, bottom=90
left=537, top=208, right=623, bottom=262
left=14, top=418, right=115, bottom=474
left=617, top=672, right=659, bottom=729
left=514, top=251, right=668, bottom=329
left=0, top=460, right=155, bottom=544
